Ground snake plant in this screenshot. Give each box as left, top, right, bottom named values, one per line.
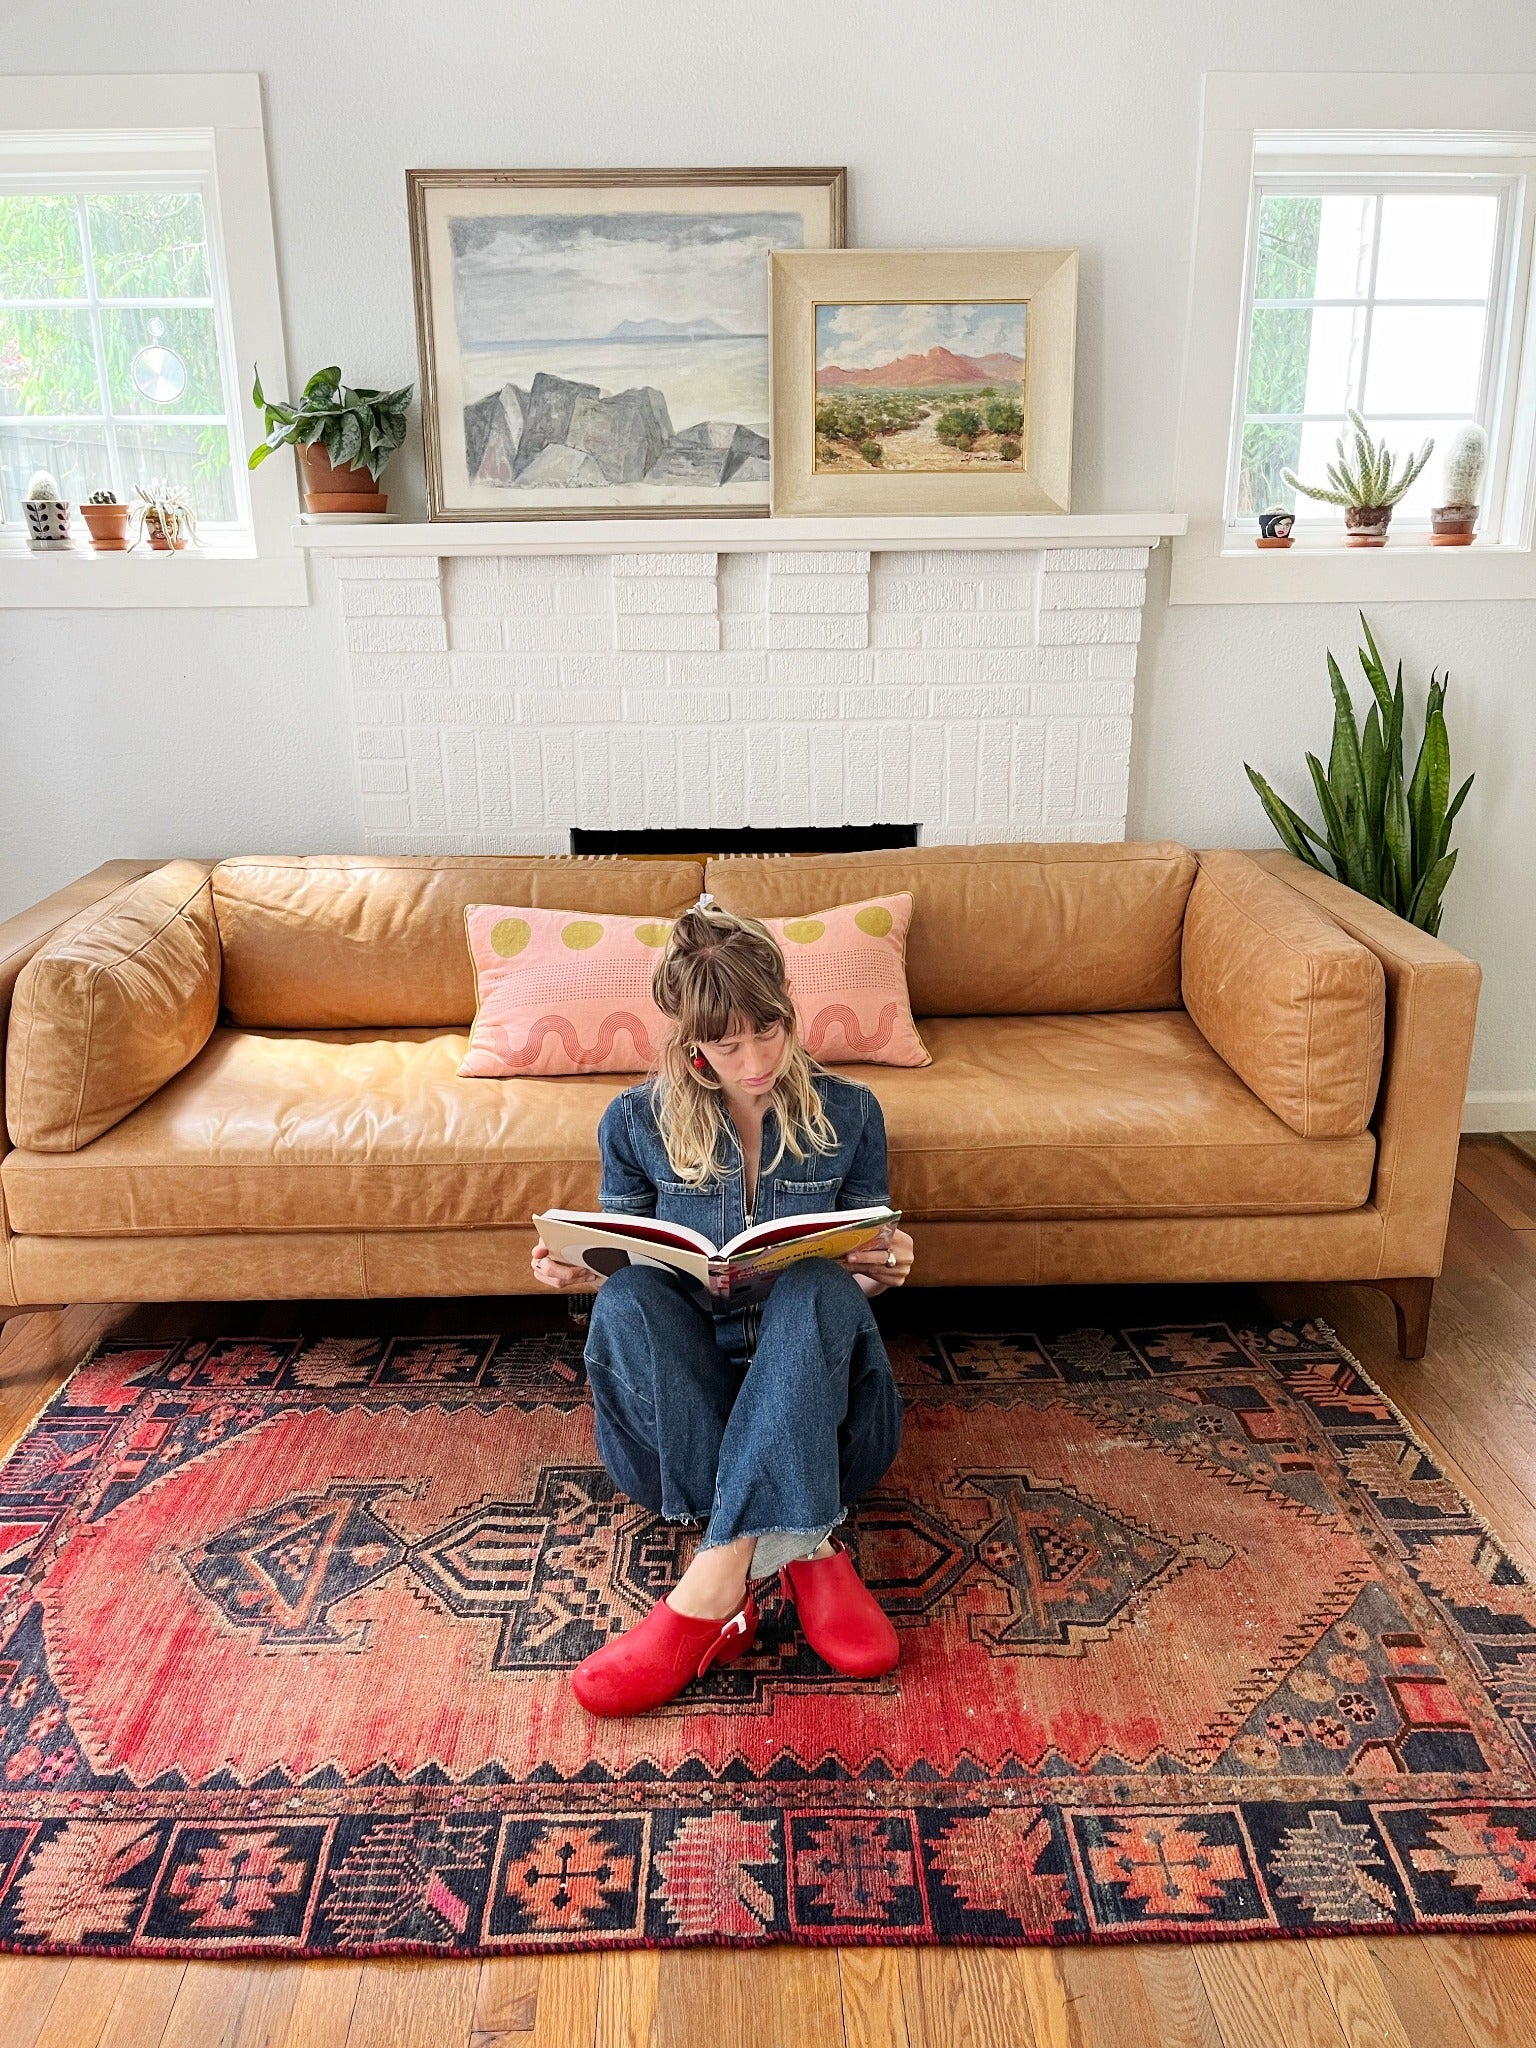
left=1245, top=615, right=1472, bottom=935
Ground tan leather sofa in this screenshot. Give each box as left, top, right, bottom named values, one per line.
left=0, top=843, right=1481, bottom=1357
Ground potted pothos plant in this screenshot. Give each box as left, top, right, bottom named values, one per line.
left=249, top=365, right=412, bottom=514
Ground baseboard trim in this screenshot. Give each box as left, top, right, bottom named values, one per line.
left=1462, top=1092, right=1536, bottom=1135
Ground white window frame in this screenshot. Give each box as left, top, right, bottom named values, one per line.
left=1227, top=166, right=1522, bottom=535
left=0, top=74, right=306, bottom=607
left=1172, top=73, right=1536, bottom=604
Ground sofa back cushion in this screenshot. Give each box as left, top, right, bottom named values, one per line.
left=705, top=842, right=1197, bottom=1016
left=212, top=856, right=705, bottom=1027
left=6, top=860, right=220, bottom=1151
left=1182, top=850, right=1385, bottom=1138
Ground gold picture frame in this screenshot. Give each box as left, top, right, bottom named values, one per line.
left=408, top=167, right=846, bottom=520
left=769, top=248, right=1078, bottom=515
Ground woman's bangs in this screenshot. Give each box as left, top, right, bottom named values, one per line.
left=687, top=965, right=789, bottom=1045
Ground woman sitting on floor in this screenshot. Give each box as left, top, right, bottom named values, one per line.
left=531, top=902, right=915, bottom=1717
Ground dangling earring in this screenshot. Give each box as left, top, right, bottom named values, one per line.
left=689, top=1047, right=710, bottom=1074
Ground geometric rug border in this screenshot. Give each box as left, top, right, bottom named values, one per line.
left=6, top=1304, right=1536, bottom=1955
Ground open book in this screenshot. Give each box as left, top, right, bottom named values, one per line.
left=534, top=1205, right=900, bottom=1304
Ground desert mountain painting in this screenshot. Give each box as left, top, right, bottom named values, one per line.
left=817, top=345, right=1024, bottom=388
left=814, top=302, right=1029, bottom=472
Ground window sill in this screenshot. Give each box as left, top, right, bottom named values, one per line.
left=0, top=542, right=310, bottom=608
left=1170, top=529, right=1536, bottom=604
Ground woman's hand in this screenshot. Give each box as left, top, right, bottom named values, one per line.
left=843, top=1227, right=914, bottom=1296
left=530, top=1239, right=602, bottom=1291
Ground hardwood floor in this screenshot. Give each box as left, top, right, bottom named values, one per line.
left=5, top=1135, right=1536, bottom=2047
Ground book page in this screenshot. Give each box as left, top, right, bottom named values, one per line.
left=711, top=1214, right=899, bottom=1302
left=721, top=1206, right=897, bottom=1258
left=533, top=1212, right=714, bottom=1288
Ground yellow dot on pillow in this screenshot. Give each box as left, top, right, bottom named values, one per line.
left=561, top=920, right=604, bottom=950
left=490, top=917, right=531, bottom=957
left=635, top=921, right=671, bottom=948
left=855, top=904, right=894, bottom=938
left=783, top=918, right=826, bottom=944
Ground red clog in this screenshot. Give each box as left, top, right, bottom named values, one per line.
left=571, top=1593, right=758, bottom=1717
left=780, top=1544, right=899, bottom=1677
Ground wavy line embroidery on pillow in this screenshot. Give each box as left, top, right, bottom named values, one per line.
left=487, top=1011, right=660, bottom=1071
left=802, top=1001, right=900, bottom=1058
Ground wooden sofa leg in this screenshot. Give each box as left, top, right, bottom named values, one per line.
left=1369, top=1277, right=1434, bottom=1361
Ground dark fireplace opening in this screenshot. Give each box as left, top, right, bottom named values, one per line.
left=570, top=825, right=919, bottom=858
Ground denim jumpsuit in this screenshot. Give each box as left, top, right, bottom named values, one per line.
left=582, top=1071, right=904, bottom=1576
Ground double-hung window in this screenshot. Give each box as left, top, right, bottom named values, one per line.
left=1, top=170, right=243, bottom=531
left=1173, top=74, right=1536, bottom=602
left=0, top=75, right=304, bottom=605
left=1231, top=170, right=1517, bottom=535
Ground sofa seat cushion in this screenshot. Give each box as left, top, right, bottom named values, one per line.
left=0, top=1015, right=1374, bottom=1239
left=1, top=1029, right=626, bottom=1238
left=870, top=1016, right=1374, bottom=1218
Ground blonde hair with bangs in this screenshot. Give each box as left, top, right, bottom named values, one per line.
left=650, top=904, right=838, bottom=1185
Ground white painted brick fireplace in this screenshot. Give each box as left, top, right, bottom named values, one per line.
left=319, top=526, right=1171, bottom=853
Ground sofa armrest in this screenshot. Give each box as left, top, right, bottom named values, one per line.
left=1183, top=849, right=1385, bottom=1138
left=1250, top=850, right=1482, bottom=1276
left=0, top=861, right=170, bottom=1300
left=6, top=861, right=220, bottom=1154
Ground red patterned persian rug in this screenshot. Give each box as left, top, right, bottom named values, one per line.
left=3, top=1312, right=1536, bottom=1957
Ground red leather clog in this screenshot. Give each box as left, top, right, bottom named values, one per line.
left=571, top=1593, right=758, bottom=1717
left=780, top=1544, right=899, bottom=1677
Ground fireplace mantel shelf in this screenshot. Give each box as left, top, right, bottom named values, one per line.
left=296, top=512, right=1186, bottom=556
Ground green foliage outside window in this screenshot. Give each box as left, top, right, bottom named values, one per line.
left=0, top=192, right=232, bottom=517
left=1238, top=194, right=1321, bottom=516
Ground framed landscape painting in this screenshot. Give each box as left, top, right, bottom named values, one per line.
left=408, top=168, right=845, bottom=519
left=769, top=248, right=1078, bottom=515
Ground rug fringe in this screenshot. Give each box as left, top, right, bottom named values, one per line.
left=0, top=1322, right=108, bottom=1482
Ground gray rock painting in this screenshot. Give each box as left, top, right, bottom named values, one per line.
left=465, top=371, right=767, bottom=491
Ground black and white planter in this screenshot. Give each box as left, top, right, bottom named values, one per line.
left=23, top=499, right=72, bottom=551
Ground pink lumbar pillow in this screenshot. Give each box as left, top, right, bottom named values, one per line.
left=766, top=893, right=931, bottom=1068
left=461, top=891, right=930, bottom=1079
left=460, top=906, right=675, bottom=1077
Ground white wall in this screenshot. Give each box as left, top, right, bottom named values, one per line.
left=3, top=0, right=1532, bottom=1120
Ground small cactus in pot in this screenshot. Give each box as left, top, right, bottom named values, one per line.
left=79, top=488, right=131, bottom=551
left=22, top=468, right=72, bottom=551
left=1282, top=410, right=1434, bottom=546
left=1430, top=424, right=1487, bottom=546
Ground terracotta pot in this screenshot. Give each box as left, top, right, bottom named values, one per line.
left=1430, top=504, right=1478, bottom=547
left=144, top=517, right=188, bottom=552
left=80, top=503, right=131, bottom=551
left=1255, top=535, right=1294, bottom=549
left=1344, top=503, right=1392, bottom=547
left=298, top=442, right=388, bottom=514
